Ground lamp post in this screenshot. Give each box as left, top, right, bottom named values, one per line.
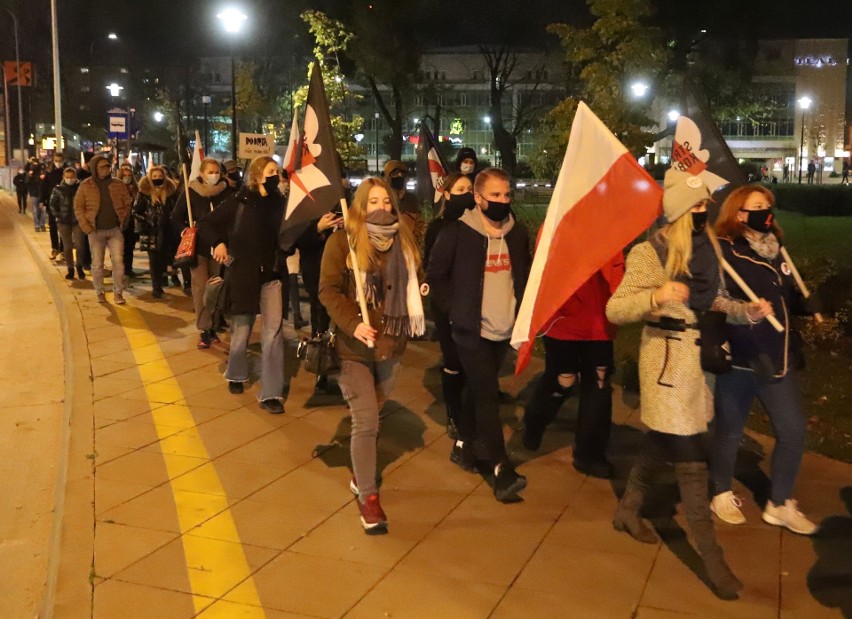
left=217, top=7, right=247, bottom=160
left=797, top=96, right=812, bottom=184
left=5, top=10, right=24, bottom=163
left=201, top=95, right=211, bottom=154
left=50, top=0, right=62, bottom=154
left=374, top=112, right=380, bottom=173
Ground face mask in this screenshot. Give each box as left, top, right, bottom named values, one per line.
left=744, top=209, right=773, bottom=233
left=227, top=171, right=241, bottom=183
left=121, top=176, right=132, bottom=184
left=262, top=175, right=279, bottom=195
left=691, top=211, right=708, bottom=235
left=460, top=162, right=474, bottom=174
left=64, top=178, right=77, bottom=186
left=389, top=176, right=406, bottom=191
left=482, top=200, right=511, bottom=222
left=444, top=192, right=476, bottom=220
left=366, top=209, right=398, bottom=226
left=152, top=178, right=165, bottom=187
left=204, top=173, right=220, bottom=185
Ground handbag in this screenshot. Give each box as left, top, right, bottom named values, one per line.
left=174, top=226, right=198, bottom=268
left=696, top=310, right=733, bottom=374
left=297, top=328, right=340, bottom=375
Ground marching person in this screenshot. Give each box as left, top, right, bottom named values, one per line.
left=73, top=155, right=133, bottom=304
left=197, top=156, right=287, bottom=414
left=423, top=172, right=475, bottom=446
left=41, top=152, right=66, bottom=258
left=132, top=166, right=179, bottom=299
left=709, top=185, right=818, bottom=535
left=383, top=160, right=424, bottom=247
left=522, top=254, right=625, bottom=479
left=118, top=164, right=140, bottom=278
left=605, top=169, right=773, bottom=600
left=171, top=158, right=232, bottom=348
left=455, top=146, right=479, bottom=183
left=427, top=167, right=531, bottom=502
left=13, top=167, right=28, bottom=214
left=27, top=166, right=45, bottom=231
left=319, top=176, right=424, bottom=534
left=49, top=167, right=86, bottom=280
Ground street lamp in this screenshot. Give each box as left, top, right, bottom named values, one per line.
left=153, top=111, right=164, bottom=122
left=217, top=6, right=248, bottom=159
left=630, top=81, right=649, bottom=99
left=4, top=9, right=24, bottom=163
left=668, top=110, right=680, bottom=123
left=201, top=95, right=212, bottom=154
left=106, top=83, right=124, bottom=97
left=108, top=32, right=118, bottom=40
left=797, top=96, right=812, bottom=184
left=374, top=112, right=380, bottom=173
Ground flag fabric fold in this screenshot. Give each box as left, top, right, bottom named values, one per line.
left=415, top=122, right=450, bottom=208
left=279, top=63, right=344, bottom=252
left=511, top=102, right=663, bottom=375
left=189, top=129, right=205, bottom=180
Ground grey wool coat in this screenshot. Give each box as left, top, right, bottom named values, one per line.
left=606, top=241, right=751, bottom=436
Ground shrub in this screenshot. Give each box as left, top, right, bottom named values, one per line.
left=765, top=184, right=852, bottom=216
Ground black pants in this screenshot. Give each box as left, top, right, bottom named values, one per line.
left=456, top=337, right=510, bottom=467
left=302, top=249, right=329, bottom=336
left=646, top=429, right=708, bottom=463
left=48, top=211, right=60, bottom=250
left=434, top=310, right=462, bottom=373
left=123, top=227, right=138, bottom=274
left=16, top=191, right=26, bottom=212
left=148, top=250, right=167, bottom=293
left=526, top=338, right=614, bottom=462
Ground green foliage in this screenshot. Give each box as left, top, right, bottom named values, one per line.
left=530, top=0, right=670, bottom=177
left=769, top=184, right=852, bottom=217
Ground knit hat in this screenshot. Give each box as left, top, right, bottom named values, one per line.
left=223, top=159, right=239, bottom=171
left=662, top=168, right=711, bottom=222
left=383, top=160, right=407, bottom=177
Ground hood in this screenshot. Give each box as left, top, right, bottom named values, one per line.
left=89, top=155, right=110, bottom=180
left=190, top=177, right=227, bottom=198
left=138, top=174, right=178, bottom=198
left=455, top=147, right=478, bottom=167
left=459, top=205, right=515, bottom=238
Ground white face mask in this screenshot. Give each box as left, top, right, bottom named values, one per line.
left=64, top=178, right=78, bottom=186
left=460, top=162, right=474, bottom=174
left=204, top=173, right=220, bottom=185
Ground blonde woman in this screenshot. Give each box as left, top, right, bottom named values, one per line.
left=319, top=177, right=425, bottom=534
left=132, top=166, right=178, bottom=298
left=197, top=156, right=287, bottom=414
left=606, top=169, right=773, bottom=600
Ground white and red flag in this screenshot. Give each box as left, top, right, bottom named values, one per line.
left=416, top=121, right=450, bottom=208
left=511, top=102, right=663, bottom=374
left=189, top=129, right=205, bottom=180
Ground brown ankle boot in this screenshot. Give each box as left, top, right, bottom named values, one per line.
left=674, top=461, right=744, bottom=601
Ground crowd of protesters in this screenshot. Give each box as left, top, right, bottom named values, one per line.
left=13, top=145, right=824, bottom=601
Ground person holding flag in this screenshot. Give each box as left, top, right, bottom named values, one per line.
left=427, top=167, right=531, bottom=503
left=319, top=177, right=425, bottom=534
left=606, top=168, right=773, bottom=600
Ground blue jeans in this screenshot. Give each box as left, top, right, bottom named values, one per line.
left=88, top=227, right=125, bottom=295
left=30, top=197, right=45, bottom=230
left=711, top=368, right=807, bottom=505
left=224, top=280, right=285, bottom=402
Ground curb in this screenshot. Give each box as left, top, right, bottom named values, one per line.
left=2, top=196, right=95, bottom=618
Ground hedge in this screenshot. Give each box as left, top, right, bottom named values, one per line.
left=763, top=184, right=852, bottom=216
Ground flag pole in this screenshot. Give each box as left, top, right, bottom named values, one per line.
left=779, top=247, right=823, bottom=323
left=338, top=196, right=374, bottom=348
left=719, top=259, right=784, bottom=332
left=181, top=164, right=194, bottom=229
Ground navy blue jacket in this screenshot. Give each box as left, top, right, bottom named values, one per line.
left=719, top=236, right=807, bottom=378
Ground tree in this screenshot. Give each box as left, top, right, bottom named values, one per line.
left=530, top=0, right=669, bottom=177
left=294, top=10, right=365, bottom=168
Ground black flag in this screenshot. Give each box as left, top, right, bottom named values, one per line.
left=279, top=63, right=345, bottom=251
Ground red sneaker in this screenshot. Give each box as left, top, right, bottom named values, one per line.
left=358, top=493, right=388, bottom=535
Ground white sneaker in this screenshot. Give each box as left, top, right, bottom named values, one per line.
left=711, top=491, right=746, bottom=525
left=762, top=499, right=818, bottom=535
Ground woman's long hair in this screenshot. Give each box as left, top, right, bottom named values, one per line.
left=145, top=165, right=174, bottom=205
left=663, top=213, right=695, bottom=279
left=346, top=177, right=420, bottom=272
left=436, top=172, right=470, bottom=217
left=714, top=184, right=783, bottom=240
left=245, top=156, right=275, bottom=192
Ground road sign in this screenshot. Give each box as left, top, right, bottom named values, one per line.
left=108, top=108, right=129, bottom=140
left=4, top=61, right=33, bottom=86
left=238, top=132, right=275, bottom=159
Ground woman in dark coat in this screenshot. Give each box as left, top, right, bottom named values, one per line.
left=197, top=156, right=287, bottom=414
left=132, top=166, right=179, bottom=298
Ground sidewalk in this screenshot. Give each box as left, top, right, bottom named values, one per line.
left=0, top=193, right=850, bottom=618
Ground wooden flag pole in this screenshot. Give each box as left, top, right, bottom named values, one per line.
left=720, top=259, right=784, bottom=332
left=181, top=165, right=194, bottom=228
left=779, top=246, right=823, bottom=323
left=338, top=196, right=374, bottom=348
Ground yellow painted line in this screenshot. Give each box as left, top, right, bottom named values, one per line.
left=112, top=300, right=266, bottom=616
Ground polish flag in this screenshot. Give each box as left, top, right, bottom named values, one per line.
left=189, top=130, right=205, bottom=180
left=511, top=102, right=663, bottom=374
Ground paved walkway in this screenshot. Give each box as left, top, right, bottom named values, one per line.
left=0, top=193, right=850, bottom=619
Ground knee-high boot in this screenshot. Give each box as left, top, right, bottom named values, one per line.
left=522, top=376, right=569, bottom=451
left=674, top=461, right=744, bottom=600
left=288, top=274, right=305, bottom=328
left=612, top=437, right=664, bottom=544
left=441, top=368, right=465, bottom=440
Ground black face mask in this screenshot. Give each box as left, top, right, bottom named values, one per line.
left=151, top=178, right=165, bottom=187
left=444, top=192, right=476, bottom=220
left=745, top=209, right=773, bottom=233
left=227, top=171, right=241, bottom=183
left=691, top=211, right=708, bottom=235
left=262, top=175, right=279, bottom=195
left=482, top=200, right=511, bottom=222
left=389, top=176, right=406, bottom=191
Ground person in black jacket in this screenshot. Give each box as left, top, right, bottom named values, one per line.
left=171, top=158, right=233, bottom=348
left=198, top=156, right=287, bottom=414
left=118, top=164, right=140, bottom=278
left=41, top=153, right=67, bottom=258
left=49, top=167, right=85, bottom=280
left=132, top=166, right=179, bottom=299
left=13, top=168, right=27, bottom=214
left=454, top=146, right=479, bottom=183
left=27, top=167, right=46, bottom=231
left=423, top=172, right=475, bottom=446
left=427, top=167, right=530, bottom=503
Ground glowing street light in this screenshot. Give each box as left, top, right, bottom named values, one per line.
left=106, top=82, right=123, bottom=97
left=483, top=115, right=491, bottom=124
left=630, top=81, right=649, bottom=98
left=107, top=32, right=118, bottom=40
left=218, top=6, right=248, bottom=159
left=668, top=110, right=680, bottom=123
left=798, top=96, right=813, bottom=184
left=153, top=111, right=164, bottom=122
left=216, top=7, right=248, bottom=33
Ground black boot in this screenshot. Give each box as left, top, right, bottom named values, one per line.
left=441, top=368, right=465, bottom=440
left=612, top=438, right=664, bottom=544
left=289, top=274, right=305, bottom=328
left=522, top=375, right=569, bottom=451
left=674, top=461, right=744, bottom=601
left=76, top=265, right=85, bottom=280
left=65, top=267, right=75, bottom=280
